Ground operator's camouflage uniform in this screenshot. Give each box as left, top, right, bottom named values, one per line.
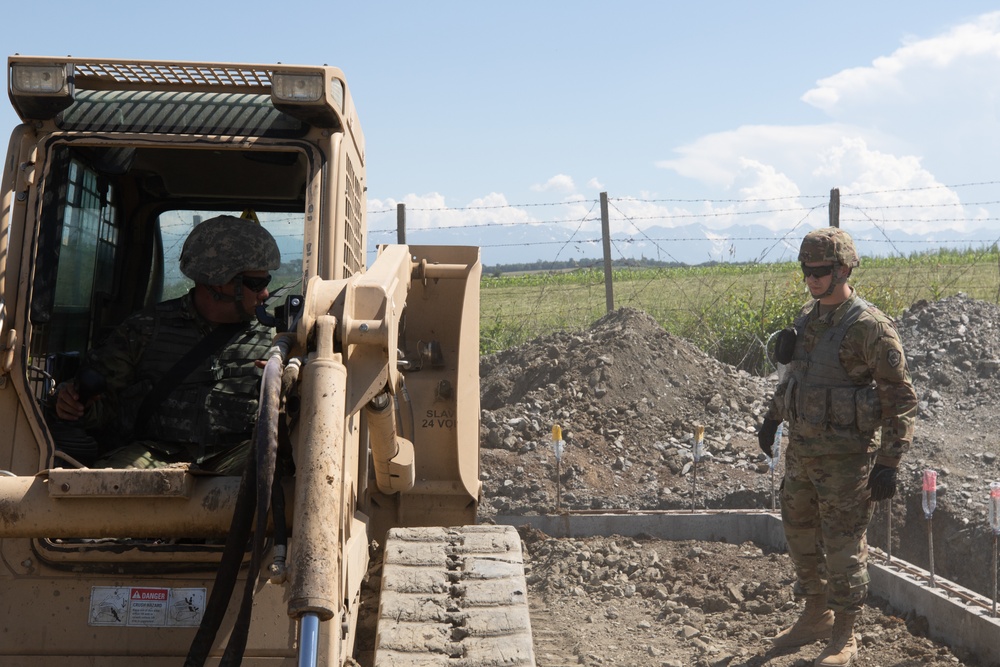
left=767, top=291, right=917, bottom=613
left=79, top=290, right=273, bottom=474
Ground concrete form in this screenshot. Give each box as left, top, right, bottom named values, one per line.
left=496, top=510, right=1000, bottom=665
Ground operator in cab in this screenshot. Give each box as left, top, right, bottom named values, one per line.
left=49, top=214, right=280, bottom=474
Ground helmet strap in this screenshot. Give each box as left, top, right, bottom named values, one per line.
left=230, top=276, right=254, bottom=322
left=819, top=263, right=848, bottom=298
left=207, top=275, right=246, bottom=303
left=232, top=275, right=244, bottom=304
left=207, top=285, right=237, bottom=303
left=200, top=281, right=253, bottom=322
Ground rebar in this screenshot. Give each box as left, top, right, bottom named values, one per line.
left=923, top=469, right=938, bottom=587
left=992, top=535, right=997, bottom=618
left=885, top=500, right=892, bottom=565
left=927, top=517, right=935, bottom=587
left=768, top=423, right=782, bottom=513
left=690, top=426, right=704, bottom=512
left=770, top=466, right=776, bottom=512
left=989, top=481, right=1000, bottom=616
left=552, top=425, right=564, bottom=514
left=690, top=458, right=698, bottom=512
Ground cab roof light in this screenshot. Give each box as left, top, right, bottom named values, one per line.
left=9, top=63, right=74, bottom=119
left=271, top=72, right=324, bottom=103
left=269, top=71, right=344, bottom=128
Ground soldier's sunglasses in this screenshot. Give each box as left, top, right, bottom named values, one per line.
left=240, top=274, right=272, bottom=292
left=800, top=264, right=835, bottom=279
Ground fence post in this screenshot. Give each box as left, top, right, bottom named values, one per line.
left=396, top=203, right=406, bottom=244
left=600, top=192, right=614, bottom=313
left=829, top=188, right=840, bottom=228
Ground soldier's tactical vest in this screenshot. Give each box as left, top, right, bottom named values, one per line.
left=122, top=298, right=272, bottom=459
left=779, top=296, right=883, bottom=441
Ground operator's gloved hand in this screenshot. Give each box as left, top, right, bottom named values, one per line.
left=757, top=418, right=781, bottom=457
left=866, top=463, right=897, bottom=501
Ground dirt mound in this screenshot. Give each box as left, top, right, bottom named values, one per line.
left=481, top=307, right=730, bottom=415
left=479, top=307, right=773, bottom=515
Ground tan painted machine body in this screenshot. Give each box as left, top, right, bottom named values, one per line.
left=0, top=56, right=490, bottom=665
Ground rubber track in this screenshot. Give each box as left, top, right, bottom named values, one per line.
left=373, top=525, right=536, bottom=666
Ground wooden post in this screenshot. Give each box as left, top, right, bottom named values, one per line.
left=600, top=192, right=614, bottom=313
left=829, top=188, right=840, bottom=228
left=396, top=203, right=406, bottom=244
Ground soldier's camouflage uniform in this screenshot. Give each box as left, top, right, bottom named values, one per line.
left=78, top=290, right=273, bottom=474
left=767, top=290, right=917, bottom=613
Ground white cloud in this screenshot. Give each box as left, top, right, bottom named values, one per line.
left=798, top=11, right=1000, bottom=191
left=815, top=139, right=967, bottom=234
left=803, top=11, right=1000, bottom=115
left=586, top=177, right=604, bottom=190
left=530, top=174, right=576, bottom=193
left=656, top=124, right=880, bottom=188
left=650, top=12, right=1000, bottom=236
left=367, top=191, right=535, bottom=231
left=657, top=129, right=962, bottom=233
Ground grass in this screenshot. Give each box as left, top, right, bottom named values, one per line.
left=479, top=247, right=1000, bottom=373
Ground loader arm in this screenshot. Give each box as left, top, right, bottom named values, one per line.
left=280, top=243, right=487, bottom=664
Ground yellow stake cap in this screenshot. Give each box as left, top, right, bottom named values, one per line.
left=695, top=425, right=704, bottom=441
left=552, top=424, right=562, bottom=441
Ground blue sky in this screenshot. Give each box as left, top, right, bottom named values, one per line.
left=4, top=2, right=1000, bottom=259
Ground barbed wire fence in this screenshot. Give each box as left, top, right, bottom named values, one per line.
left=366, top=183, right=1000, bottom=369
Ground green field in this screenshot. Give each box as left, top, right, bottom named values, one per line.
left=480, top=247, right=1000, bottom=373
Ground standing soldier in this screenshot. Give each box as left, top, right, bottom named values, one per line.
left=757, top=227, right=917, bottom=666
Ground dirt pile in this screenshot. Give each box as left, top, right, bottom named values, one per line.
left=479, top=307, right=774, bottom=515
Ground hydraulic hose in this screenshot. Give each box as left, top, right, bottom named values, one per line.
left=185, top=334, right=292, bottom=667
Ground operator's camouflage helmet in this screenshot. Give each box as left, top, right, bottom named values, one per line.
left=798, top=227, right=860, bottom=267
left=179, top=215, right=281, bottom=285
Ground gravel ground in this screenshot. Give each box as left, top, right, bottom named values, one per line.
left=474, top=295, right=1000, bottom=666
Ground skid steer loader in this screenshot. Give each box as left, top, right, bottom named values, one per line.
left=0, top=56, right=535, bottom=666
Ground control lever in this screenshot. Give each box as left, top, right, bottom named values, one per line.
left=75, top=367, right=107, bottom=404
left=256, top=295, right=304, bottom=333
left=47, top=367, right=106, bottom=466
left=255, top=304, right=277, bottom=328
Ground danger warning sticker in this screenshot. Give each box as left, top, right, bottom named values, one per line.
left=89, top=586, right=206, bottom=627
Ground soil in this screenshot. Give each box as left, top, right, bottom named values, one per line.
left=475, top=295, right=1000, bottom=666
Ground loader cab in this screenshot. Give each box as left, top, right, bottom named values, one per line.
left=19, top=134, right=314, bottom=475
left=27, top=143, right=310, bottom=412
left=1, top=58, right=366, bottom=478
left=0, top=58, right=368, bottom=568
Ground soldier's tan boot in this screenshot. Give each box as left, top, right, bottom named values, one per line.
left=769, top=594, right=834, bottom=648
left=814, top=612, right=858, bottom=666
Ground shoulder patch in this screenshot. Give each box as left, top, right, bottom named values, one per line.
left=887, top=348, right=902, bottom=368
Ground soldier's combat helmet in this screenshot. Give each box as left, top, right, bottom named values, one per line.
left=180, top=215, right=281, bottom=284
left=798, top=227, right=860, bottom=268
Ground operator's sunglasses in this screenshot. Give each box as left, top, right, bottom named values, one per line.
left=240, top=274, right=272, bottom=292
left=800, top=264, right=835, bottom=279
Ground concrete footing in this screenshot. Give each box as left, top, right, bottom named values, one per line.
left=496, top=511, right=1000, bottom=666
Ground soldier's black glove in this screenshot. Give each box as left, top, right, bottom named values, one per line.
left=773, top=327, right=797, bottom=365
left=757, top=418, right=780, bottom=457
left=866, top=464, right=897, bottom=501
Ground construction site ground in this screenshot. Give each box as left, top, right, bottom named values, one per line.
left=475, top=295, right=1000, bottom=666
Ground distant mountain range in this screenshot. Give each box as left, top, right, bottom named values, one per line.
left=375, top=222, right=1000, bottom=268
